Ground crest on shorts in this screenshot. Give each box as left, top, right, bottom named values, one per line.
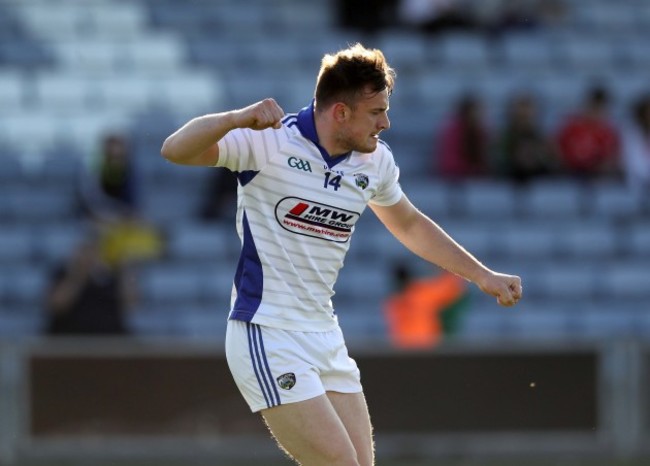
left=276, top=372, right=296, bottom=390
left=354, top=173, right=369, bottom=190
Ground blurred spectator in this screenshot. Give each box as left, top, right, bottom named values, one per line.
left=435, top=94, right=491, bottom=178
left=335, top=0, right=399, bottom=35
left=384, top=262, right=469, bottom=348
left=472, top=0, right=566, bottom=35
left=80, top=133, right=139, bottom=221
left=496, top=92, right=559, bottom=182
left=44, top=231, right=138, bottom=336
left=399, top=0, right=476, bottom=35
left=556, top=85, right=621, bottom=179
left=198, top=169, right=238, bottom=223
left=79, top=133, right=165, bottom=264
left=621, top=93, right=650, bottom=193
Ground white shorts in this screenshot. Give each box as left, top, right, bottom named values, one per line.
left=225, top=319, right=362, bottom=413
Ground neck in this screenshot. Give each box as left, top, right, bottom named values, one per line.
left=314, top=111, right=347, bottom=157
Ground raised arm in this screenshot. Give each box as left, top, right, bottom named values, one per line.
left=161, top=98, right=285, bottom=166
left=370, top=195, right=522, bottom=307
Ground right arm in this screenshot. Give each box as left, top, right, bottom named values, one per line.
left=160, top=98, right=285, bottom=166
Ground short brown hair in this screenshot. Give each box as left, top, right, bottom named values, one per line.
left=315, top=43, right=395, bottom=111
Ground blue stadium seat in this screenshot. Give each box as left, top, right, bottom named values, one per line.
left=456, top=181, right=519, bottom=219
left=499, top=33, right=557, bottom=69
left=535, top=265, right=599, bottom=300
left=167, top=223, right=239, bottom=263
left=521, top=180, right=584, bottom=218
left=141, top=266, right=204, bottom=307
left=600, top=264, right=650, bottom=299
left=626, top=223, right=650, bottom=257
left=5, top=186, right=76, bottom=222
left=436, top=34, right=492, bottom=69
left=557, top=225, right=618, bottom=258
left=0, top=228, right=33, bottom=263
left=1, top=266, right=48, bottom=307
left=0, top=71, right=25, bottom=111
left=496, top=223, right=558, bottom=259
left=588, top=182, right=643, bottom=218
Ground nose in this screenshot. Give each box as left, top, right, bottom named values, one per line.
left=380, top=113, right=390, bottom=131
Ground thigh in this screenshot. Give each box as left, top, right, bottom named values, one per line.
left=226, top=320, right=325, bottom=412
left=261, top=394, right=359, bottom=466
left=327, top=391, right=374, bottom=466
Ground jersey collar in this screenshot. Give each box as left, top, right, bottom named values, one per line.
left=296, top=101, right=349, bottom=169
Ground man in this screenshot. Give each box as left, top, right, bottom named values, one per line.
left=161, top=43, right=522, bottom=466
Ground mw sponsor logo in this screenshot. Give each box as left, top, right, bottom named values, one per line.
left=274, top=197, right=361, bottom=243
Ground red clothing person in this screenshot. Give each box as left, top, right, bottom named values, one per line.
left=436, top=95, right=490, bottom=178
left=556, top=86, right=620, bottom=177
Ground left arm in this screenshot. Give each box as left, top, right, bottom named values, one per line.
left=370, top=195, right=522, bottom=307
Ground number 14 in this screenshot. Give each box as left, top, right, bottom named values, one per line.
left=324, top=172, right=342, bottom=191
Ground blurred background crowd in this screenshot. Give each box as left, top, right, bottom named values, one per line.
left=0, top=0, right=649, bottom=345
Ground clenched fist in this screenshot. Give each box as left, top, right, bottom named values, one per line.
left=233, top=98, right=285, bottom=131
left=477, top=271, right=523, bottom=307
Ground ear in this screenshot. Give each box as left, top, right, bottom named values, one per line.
left=332, top=102, right=350, bottom=123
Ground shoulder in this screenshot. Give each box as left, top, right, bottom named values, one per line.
left=374, top=139, right=397, bottom=166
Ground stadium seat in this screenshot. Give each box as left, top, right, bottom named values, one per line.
left=53, top=40, right=121, bottom=73
left=376, top=32, right=427, bottom=70
left=436, top=34, right=492, bottom=69
left=16, top=4, right=79, bottom=38
left=167, top=223, right=239, bottom=263
left=200, top=265, right=236, bottom=307
left=125, top=35, right=185, bottom=72
left=402, top=180, right=453, bottom=219
left=535, top=265, right=599, bottom=300
left=4, top=185, right=76, bottom=222
left=0, top=71, right=25, bottom=111
left=153, top=73, right=224, bottom=114
left=85, top=3, right=147, bottom=39
left=0, top=315, right=43, bottom=337
left=557, top=37, right=617, bottom=70
left=626, top=223, right=650, bottom=257
left=35, top=226, right=84, bottom=265
left=496, top=223, right=558, bottom=259
left=573, top=4, right=639, bottom=32
left=599, top=264, right=650, bottom=299
left=521, top=180, right=584, bottom=218
left=414, top=69, right=472, bottom=109
left=557, top=224, right=618, bottom=258
left=141, top=266, right=204, bottom=306
left=442, top=222, right=496, bottom=260
left=1, top=266, right=48, bottom=307
left=576, top=312, right=640, bottom=339
left=180, top=313, right=227, bottom=339
left=34, top=73, right=95, bottom=111
left=456, top=181, right=519, bottom=219
left=588, top=182, right=643, bottom=218
left=0, top=228, right=33, bottom=263
left=499, top=33, right=557, bottom=69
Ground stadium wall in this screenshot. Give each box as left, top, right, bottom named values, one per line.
left=0, top=339, right=648, bottom=464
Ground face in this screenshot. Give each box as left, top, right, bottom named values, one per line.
left=336, top=88, right=390, bottom=154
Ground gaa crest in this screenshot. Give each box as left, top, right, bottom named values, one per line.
left=277, top=372, right=296, bottom=390
left=354, top=173, right=369, bottom=190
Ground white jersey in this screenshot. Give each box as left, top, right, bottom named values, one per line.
left=216, top=102, right=403, bottom=332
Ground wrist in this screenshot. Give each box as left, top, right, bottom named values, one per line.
left=468, top=266, right=493, bottom=288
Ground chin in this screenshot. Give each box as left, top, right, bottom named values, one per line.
left=356, top=140, right=378, bottom=154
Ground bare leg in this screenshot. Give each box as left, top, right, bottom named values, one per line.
left=327, top=391, right=374, bottom=466
left=261, top=394, right=361, bottom=465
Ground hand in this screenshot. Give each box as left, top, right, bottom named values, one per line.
left=233, top=98, right=285, bottom=131
left=477, top=271, right=522, bottom=307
